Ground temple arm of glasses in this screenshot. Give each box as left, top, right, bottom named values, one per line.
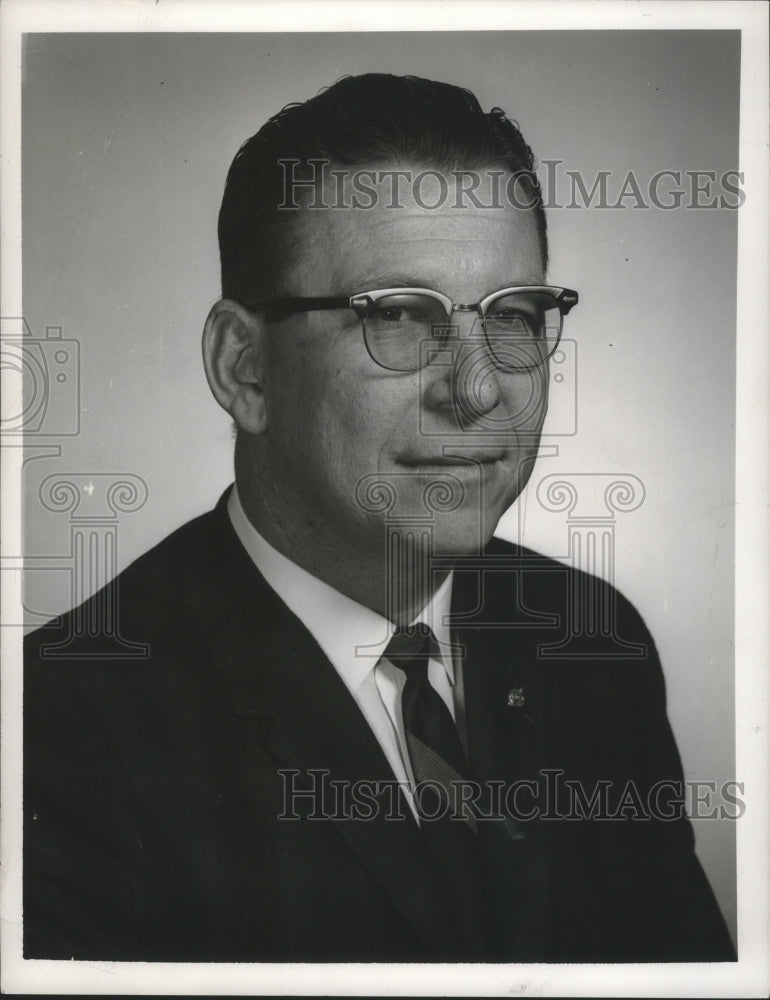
left=250, top=297, right=351, bottom=315
left=556, top=289, right=579, bottom=314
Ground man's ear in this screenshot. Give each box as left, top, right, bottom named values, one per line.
left=202, top=299, right=268, bottom=435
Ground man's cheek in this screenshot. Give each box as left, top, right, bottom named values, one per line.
left=501, top=376, right=547, bottom=431
left=336, top=394, right=386, bottom=461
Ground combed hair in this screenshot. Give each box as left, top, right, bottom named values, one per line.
left=218, top=73, right=548, bottom=305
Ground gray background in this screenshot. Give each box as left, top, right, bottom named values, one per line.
left=22, top=31, right=739, bottom=944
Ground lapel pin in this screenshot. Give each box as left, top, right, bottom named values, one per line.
left=507, top=687, right=526, bottom=709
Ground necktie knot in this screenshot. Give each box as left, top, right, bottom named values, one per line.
left=384, top=624, right=435, bottom=677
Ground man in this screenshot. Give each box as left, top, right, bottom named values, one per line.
left=24, top=73, right=734, bottom=962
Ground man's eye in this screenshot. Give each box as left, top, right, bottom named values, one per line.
left=487, top=311, right=531, bottom=328
left=488, top=306, right=541, bottom=321
left=487, top=307, right=544, bottom=333
left=377, top=306, right=404, bottom=323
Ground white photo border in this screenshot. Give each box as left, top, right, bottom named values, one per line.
left=1, top=1, right=767, bottom=996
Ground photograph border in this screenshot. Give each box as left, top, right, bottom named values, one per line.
left=2, top=1, right=767, bottom=996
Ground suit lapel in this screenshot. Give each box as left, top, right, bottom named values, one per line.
left=452, top=548, right=551, bottom=961
left=183, top=494, right=465, bottom=956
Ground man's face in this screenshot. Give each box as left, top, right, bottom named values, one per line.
left=257, top=167, right=548, bottom=561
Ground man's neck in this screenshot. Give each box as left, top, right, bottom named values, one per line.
left=233, top=478, right=448, bottom=627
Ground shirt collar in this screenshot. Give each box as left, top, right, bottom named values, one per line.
left=227, top=483, right=455, bottom=694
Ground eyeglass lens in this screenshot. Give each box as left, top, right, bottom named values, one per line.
left=363, top=291, right=562, bottom=372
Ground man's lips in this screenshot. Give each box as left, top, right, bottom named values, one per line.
left=397, top=453, right=505, bottom=467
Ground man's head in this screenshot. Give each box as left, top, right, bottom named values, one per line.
left=203, top=74, right=571, bottom=608
left=217, top=73, right=548, bottom=304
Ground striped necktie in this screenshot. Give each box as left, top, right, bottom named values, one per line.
left=384, top=624, right=488, bottom=955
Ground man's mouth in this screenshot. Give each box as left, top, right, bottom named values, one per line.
left=397, top=453, right=505, bottom=468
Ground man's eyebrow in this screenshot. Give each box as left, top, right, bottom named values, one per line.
left=343, top=273, right=436, bottom=291
left=340, top=275, right=547, bottom=294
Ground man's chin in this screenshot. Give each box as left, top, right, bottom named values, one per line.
left=357, top=459, right=523, bottom=558
left=378, top=456, right=517, bottom=511
left=425, top=510, right=502, bottom=559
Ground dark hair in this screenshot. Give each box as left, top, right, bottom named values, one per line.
left=218, top=73, right=548, bottom=304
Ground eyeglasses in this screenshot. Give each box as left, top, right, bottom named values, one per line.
left=250, top=285, right=579, bottom=373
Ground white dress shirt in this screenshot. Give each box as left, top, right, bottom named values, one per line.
left=227, top=484, right=465, bottom=819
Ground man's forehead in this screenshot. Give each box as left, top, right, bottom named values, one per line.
left=282, top=165, right=542, bottom=295
left=291, top=163, right=529, bottom=214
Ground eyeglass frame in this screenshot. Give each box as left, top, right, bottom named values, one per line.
left=247, top=284, right=579, bottom=372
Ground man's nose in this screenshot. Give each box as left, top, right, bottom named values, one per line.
left=421, top=314, right=503, bottom=421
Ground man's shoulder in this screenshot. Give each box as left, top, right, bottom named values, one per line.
left=480, top=534, right=657, bottom=660
left=22, top=490, right=257, bottom=759
left=485, top=533, right=641, bottom=605
left=23, top=490, right=245, bottom=674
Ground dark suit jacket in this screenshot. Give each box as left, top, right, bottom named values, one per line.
left=24, top=488, right=735, bottom=962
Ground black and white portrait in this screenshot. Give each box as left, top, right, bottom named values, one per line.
left=2, top=2, right=767, bottom=996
